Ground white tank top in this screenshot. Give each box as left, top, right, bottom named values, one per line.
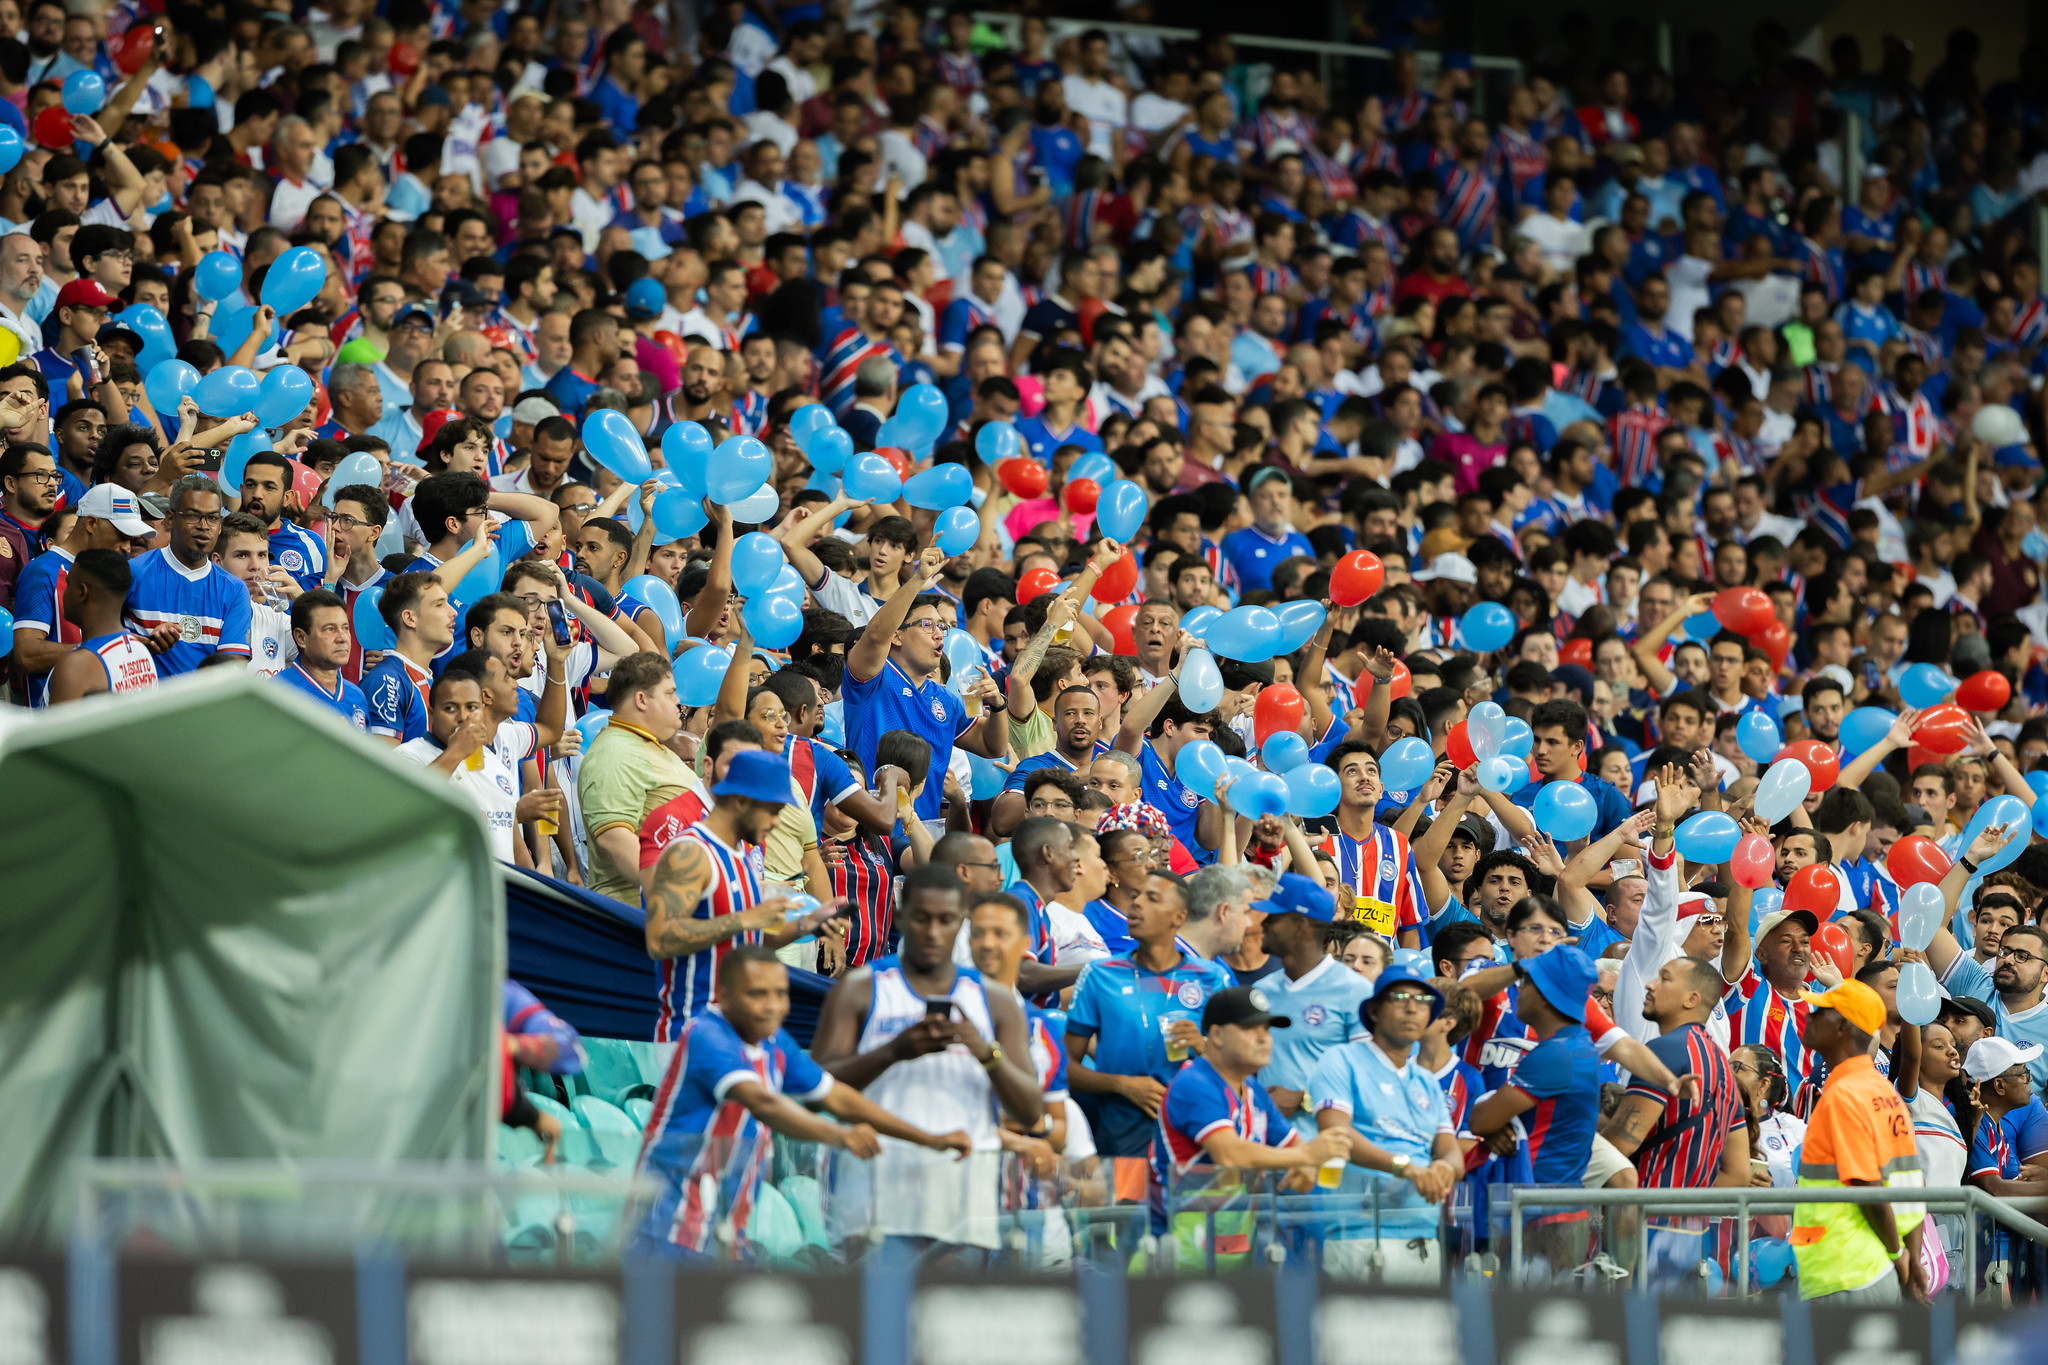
left=855, top=958, right=1000, bottom=1150
left=90, top=633, right=157, bottom=694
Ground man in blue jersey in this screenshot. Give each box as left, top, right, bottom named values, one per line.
left=634, top=943, right=972, bottom=1261
left=1254, top=873, right=1371, bottom=1129
left=235, top=450, right=327, bottom=591
left=1014, top=351, right=1103, bottom=465
left=1064, top=867, right=1235, bottom=1157
left=1113, top=652, right=1226, bottom=864
left=994, top=683, right=1100, bottom=836
left=842, top=543, right=1009, bottom=829
left=362, top=570, right=454, bottom=744
left=1515, top=698, right=1634, bottom=840
left=10, top=480, right=154, bottom=705
left=1222, top=468, right=1316, bottom=593
left=276, top=588, right=369, bottom=730
left=122, top=474, right=252, bottom=675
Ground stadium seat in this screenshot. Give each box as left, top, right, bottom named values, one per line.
left=497, top=1124, right=546, bottom=1169
left=527, top=1092, right=596, bottom=1167
left=578, top=1038, right=666, bottom=1105
left=778, top=1174, right=831, bottom=1248
left=571, top=1095, right=643, bottom=1170
left=747, top=1182, right=805, bottom=1265
left=624, top=1098, right=653, bottom=1128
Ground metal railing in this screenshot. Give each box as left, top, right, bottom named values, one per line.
left=1506, top=1185, right=2048, bottom=1299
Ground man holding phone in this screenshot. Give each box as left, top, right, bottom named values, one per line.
left=30, top=278, right=115, bottom=397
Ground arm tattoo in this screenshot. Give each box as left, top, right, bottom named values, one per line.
left=644, top=841, right=731, bottom=959
left=1012, top=617, right=1059, bottom=685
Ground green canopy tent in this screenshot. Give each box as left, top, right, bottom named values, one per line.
left=0, top=672, right=503, bottom=1237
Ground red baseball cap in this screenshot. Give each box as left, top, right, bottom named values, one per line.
left=55, top=279, right=118, bottom=310
left=418, top=407, right=461, bottom=449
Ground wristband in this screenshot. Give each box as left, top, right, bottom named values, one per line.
left=1959, top=855, right=1980, bottom=875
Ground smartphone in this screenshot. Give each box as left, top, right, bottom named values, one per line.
left=545, top=598, right=572, bottom=646
left=70, top=347, right=99, bottom=386
left=924, top=997, right=953, bottom=1020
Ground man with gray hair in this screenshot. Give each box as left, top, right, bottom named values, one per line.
left=320, top=362, right=385, bottom=440
left=843, top=353, right=898, bottom=450
left=0, top=232, right=44, bottom=354
left=1182, top=865, right=1251, bottom=964
left=268, top=116, right=324, bottom=231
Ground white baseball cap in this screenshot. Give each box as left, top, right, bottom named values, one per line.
left=77, top=483, right=154, bottom=538
left=1964, top=1036, right=2043, bottom=1083
left=1412, top=552, right=1477, bottom=585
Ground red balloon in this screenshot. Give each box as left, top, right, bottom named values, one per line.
left=1091, top=549, right=1137, bottom=604
left=1956, top=670, right=2012, bottom=713
left=1731, top=833, right=1775, bottom=888
left=1712, top=586, right=1774, bottom=635
left=1252, top=684, right=1305, bottom=747
left=290, top=459, right=321, bottom=505
left=1783, top=863, right=1843, bottom=915
left=1753, top=619, right=1792, bottom=673
left=1813, top=921, right=1857, bottom=979
left=997, top=458, right=1047, bottom=499
left=1330, top=549, right=1385, bottom=606
left=653, top=329, right=688, bottom=365
left=1387, top=658, right=1411, bottom=699
left=1908, top=743, right=1944, bottom=771
left=113, top=23, right=156, bottom=75
left=874, top=446, right=913, bottom=479
left=1101, top=603, right=1139, bottom=655
left=1446, top=721, right=1476, bottom=769
left=1017, top=566, right=1060, bottom=602
left=1063, top=477, right=1099, bottom=515
left=1913, top=702, right=1971, bottom=754
left=1886, top=834, right=1952, bottom=888
left=1775, top=739, right=1839, bottom=793
left=388, top=39, right=420, bottom=76
left=1558, top=637, right=1593, bottom=668
left=32, top=106, right=73, bottom=150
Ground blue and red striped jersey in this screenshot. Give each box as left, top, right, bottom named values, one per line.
left=1625, top=1021, right=1746, bottom=1188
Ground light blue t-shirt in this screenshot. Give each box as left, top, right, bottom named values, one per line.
left=1259, top=956, right=1372, bottom=1121
left=1943, top=952, right=1995, bottom=1006
left=1995, top=997, right=2048, bottom=1089
left=1309, top=1038, right=1453, bottom=1238
left=369, top=407, right=425, bottom=465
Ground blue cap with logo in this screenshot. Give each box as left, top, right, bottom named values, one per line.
left=1254, top=872, right=1336, bottom=922
left=1520, top=944, right=1599, bottom=1023
left=625, top=277, right=667, bottom=319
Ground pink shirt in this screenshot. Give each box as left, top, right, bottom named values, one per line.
left=1003, top=496, right=1094, bottom=542
left=1430, top=431, right=1508, bottom=495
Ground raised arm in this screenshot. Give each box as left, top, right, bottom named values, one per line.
left=1631, top=591, right=1711, bottom=697
left=1839, top=707, right=1920, bottom=790
left=683, top=501, right=736, bottom=641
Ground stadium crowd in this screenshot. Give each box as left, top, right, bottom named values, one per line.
left=3, top=0, right=2048, bottom=1301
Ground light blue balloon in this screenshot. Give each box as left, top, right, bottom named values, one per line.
left=903, top=463, right=972, bottom=510
left=1094, top=478, right=1147, bottom=543
left=967, top=753, right=1005, bottom=800
left=2029, top=771, right=2048, bottom=801
left=1284, top=764, right=1341, bottom=818
left=842, top=452, right=901, bottom=504
left=353, top=585, right=395, bottom=652
left=875, top=416, right=915, bottom=451
left=1752, top=757, right=1811, bottom=824
left=790, top=404, right=834, bottom=450
left=975, top=421, right=1020, bottom=463
left=662, top=421, right=713, bottom=496
left=1174, top=739, right=1226, bottom=801
left=1460, top=601, right=1516, bottom=653
left=1674, top=810, right=1742, bottom=864
left=728, top=483, right=779, bottom=523
left=652, top=489, right=707, bottom=541
left=1843, top=703, right=1900, bottom=757
left=1534, top=781, right=1598, bottom=842
left=671, top=645, right=731, bottom=705
left=1262, top=731, right=1309, bottom=774
left=1736, top=711, right=1782, bottom=764
left=450, top=546, right=503, bottom=613
left=194, top=251, right=241, bottom=303
left=1181, top=605, right=1220, bottom=639
left=61, top=70, right=104, bottom=115
left=1748, top=886, right=1784, bottom=937
left=1233, top=770, right=1289, bottom=818
left=1478, top=755, right=1524, bottom=793
left=705, top=435, right=772, bottom=504
left=623, top=574, right=682, bottom=649
left=1897, top=960, right=1942, bottom=1026
left=1179, top=647, right=1224, bottom=711
left=1378, top=737, right=1434, bottom=791
left=1898, top=663, right=1954, bottom=710
left=730, top=532, right=785, bottom=597
left=1204, top=605, right=1281, bottom=663
left=217, top=430, right=270, bottom=493
left=806, top=426, right=852, bottom=475
left=323, top=451, right=382, bottom=506
left=1467, top=701, right=1508, bottom=759
left=1222, top=756, right=1259, bottom=789
left=144, top=358, right=199, bottom=415
left=582, top=409, right=653, bottom=484
left=210, top=301, right=259, bottom=355
left=1272, top=600, right=1326, bottom=655
left=744, top=593, right=803, bottom=648
left=896, top=383, right=949, bottom=445
left=934, top=506, right=979, bottom=555
left=1962, top=794, right=2030, bottom=875
left=1897, top=882, right=1945, bottom=953
left=764, top=565, right=806, bottom=604
left=260, top=246, right=325, bottom=315
left=254, top=364, right=312, bottom=427
left=124, top=303, right=173, bottom=356
left=941, top=628, right=984, bottom=691
left=1499, top=716, right=1533, bottom=760
left=0, top=126, right=20, bottom=175
left=1066, top=451, right=1115, bottom=486
left=1681, top=610, right=1722, bottom=642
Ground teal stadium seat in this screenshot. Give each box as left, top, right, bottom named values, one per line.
left=571, top=1095, right=644, bottom=1170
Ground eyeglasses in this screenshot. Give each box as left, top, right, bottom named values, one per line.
left=1031, top=800, right=1076, bottom=814
left=9, top=468, right=60, bottom=483
left=1381, top=990, right=1434, bottom=1006
left=91, top=249, right=134, bottom=262
left=1998, top=946, right=2043, bottom=966
left=1689, top=914, right=1726, bottom=927
left=903, top=618, right=944, bottom=633
left=174, top=509, right=223, bottom=524
left=1515, top=924, right=1567, bottom=941
left=560, top=502, right=598, bottom=515
left=329, top=513, right=370, bottom=533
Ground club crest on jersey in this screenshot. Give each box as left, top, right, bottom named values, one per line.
left=279, top=549, right=305, bottom=573
left=1176, top=982, right=1204, bottom=1008
left=1381, top=860, right=1397, bottom=880
left=1180, top=787, right=1199, bottom=809
left=496, top=773, right=515, bottom=795
left=930, top=698, right=947, bottom=721
left=1302, top=1004, right=1328, bottom=1026
left=262, top=637, right=279, bottom=659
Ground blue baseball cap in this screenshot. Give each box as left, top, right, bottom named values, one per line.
left=391, top=302, right=436, bottom=331
left=1255, top=872, right=1335, bottom=922
left=1360, top=959, right=1444, bottom=1025
left=1520, top=944, right=1599, bottom=1023
left=710, top=750, right=793, bottom=806
left=1993, top=443, right=2039, bottom=469
left=624, top=277, right=666, bottom=320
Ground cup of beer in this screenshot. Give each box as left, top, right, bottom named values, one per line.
left=1161, top=1011, right=1190, bottom=1062
left=1318, top=1157, right=1346, bottom=1189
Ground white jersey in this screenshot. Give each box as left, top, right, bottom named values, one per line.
left=89, top=632, right=158, bottom=694
left=848, top=958, right=1002, bottom=1246
left=396, top=737, right=520, bottom=862
left=248, top=600, right=296, bottom=676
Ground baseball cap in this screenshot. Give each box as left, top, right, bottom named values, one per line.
left=1200, top=984, right=1293, bottom=1032
left=1412, top=552, right=1478, bottom=585
left=442, top=279, right=494, bottom=313
left=1256, top=872, right=1335, bottom=922
left=77, top=483, right=153, bottom=537
left=1802, top=979, right=1887, bottom=1036
left=1937, top=995, right=1996, bottom=1030
left=135, top=490, right=169, bottom=520
left=1521, top=944, right=1598, bottom=1023
left=1550, top=662, right=1595, bottom=702
left=510, top=396, right=561, bottom=425
left=624, top=277, right=666, bottom=319
left=1994, top=443, right=2040, bottom=470
left=709, top=750, right=793, bottom=806
left=55, top=278, right=118, bottom=310
left=336, top=337, right=386, bottom=365
left=1361, top=959, right=1445, bottom=1024
left=391, top=302, right=437, bottom=331
left=419, top=85, right=452, bottom=107
left=1247, top=466, right=1294, bottom=494
left=1754, top=907, right=1820, bottom=947
left=1450, top=812, right=1495, bottom=853
left=1775, top=694, right=1808, bottom=721
left=418, top=408, right=462, bottom=448
left=1963, top=1036, right=2043, bottom=1082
